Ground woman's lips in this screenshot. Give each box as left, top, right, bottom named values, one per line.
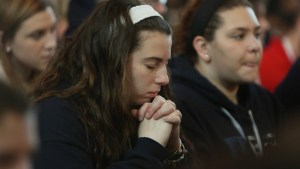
left=146, top=92, right=158, bottom=98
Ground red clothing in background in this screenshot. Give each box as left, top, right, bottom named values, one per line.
left=259, top=36, right=294, bottom=92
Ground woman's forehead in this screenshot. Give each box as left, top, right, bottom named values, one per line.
left=217, top=7, right=259, bottom=30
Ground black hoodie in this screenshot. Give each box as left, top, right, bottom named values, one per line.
left=169, top=56, right=284, bottom=168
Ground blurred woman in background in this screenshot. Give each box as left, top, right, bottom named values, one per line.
left=0, top=0, right=57, bottom=93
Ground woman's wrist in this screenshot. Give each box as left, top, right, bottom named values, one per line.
left=165, top=138, right=181, bottom=152
left=164, top=139, right=187, bottom=168
left=165, top=125, right=180, bottom=152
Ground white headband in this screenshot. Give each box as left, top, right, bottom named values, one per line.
left=129, top=5, right=163, bottom=24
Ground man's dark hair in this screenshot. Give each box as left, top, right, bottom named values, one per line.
left=0, top=81, right=29, bottom=118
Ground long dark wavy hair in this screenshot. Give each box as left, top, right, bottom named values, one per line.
left=33, top=0, right=172, bottom=168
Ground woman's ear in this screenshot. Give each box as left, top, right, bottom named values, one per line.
left=0, top=31, right=12, bottom=53
left=193, top=36, right=210, bottom=62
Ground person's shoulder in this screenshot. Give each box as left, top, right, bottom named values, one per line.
left=35, top=96, right=80, bottom=124
left=35, top=96, right=86, bottom=144
left=36, top=97, right=77, bottom=116
left=37, top=96, right=70, bottom=106
left=34, top=96, right=92, bottom=167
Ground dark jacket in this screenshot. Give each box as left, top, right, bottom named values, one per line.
left=33, top=97, right=170, bottom=169
left=275, top=58, right=300, bottom=115
left=169, top=56, right=284, bottom=168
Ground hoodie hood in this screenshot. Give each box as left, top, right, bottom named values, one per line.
left=169, top=55, right=252, bottom=113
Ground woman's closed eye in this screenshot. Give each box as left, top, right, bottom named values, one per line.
left=145, top=64, right=157, bottom=70
left=145, top=61, right=160, bottom=70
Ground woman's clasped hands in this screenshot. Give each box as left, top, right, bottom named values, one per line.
left=132, top=95, right=182, bottom=152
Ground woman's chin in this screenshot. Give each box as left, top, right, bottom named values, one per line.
left=131, top=98, right=152, bottom=108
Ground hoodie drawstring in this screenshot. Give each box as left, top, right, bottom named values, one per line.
left=221, top=107, right=246, bottom=140
left=248, top=110, right=263, bottom=156
left=221, top=107, right=263, bottom=156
